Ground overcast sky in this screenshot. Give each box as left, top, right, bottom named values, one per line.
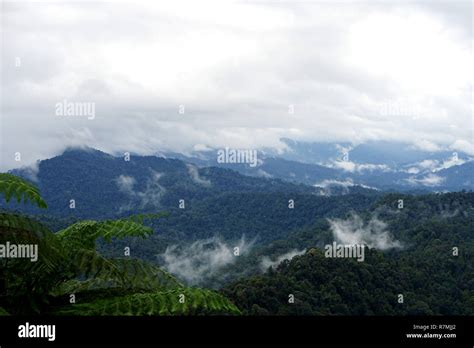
left=1, top=0, right=472, bottom=170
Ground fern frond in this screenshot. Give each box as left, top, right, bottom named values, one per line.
left=0, top=212, right=52, bottom=235
left=0, top=173, right=47, bottom=208
left=111, top=258, right=183, bottom=290
left=52, top=258, right=182, bottom=296
left=0, top=225, right=67, bottom=314
left=57, top=219, right=153, bottom=250
left=53, top=288, right=241, bottom=316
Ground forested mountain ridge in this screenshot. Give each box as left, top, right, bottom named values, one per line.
left=220, top=192, right=474, bottom=315
left=1, top=150, right=472, bottom=316
left=221, top=245, right=474, bottom=315
left=6, top=147, right=375, bottom=220
left=192, top=191, right=473, bottom=288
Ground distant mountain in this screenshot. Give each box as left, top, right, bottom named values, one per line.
left=6, top=147, right=322, bottom=219
left=163, top=139, right=473, bottom=192
left=272, top=138, right=351, bottom=165
left=3, top=145, right=471, bottom=250
left=3, top=148, right=472, bottom=294
left=279, top=138, right=471, bottom=166
left=4, top=148, right=376, bottom=245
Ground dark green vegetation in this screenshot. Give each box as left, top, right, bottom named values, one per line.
left=221, top=192, right=474, bottom=315
left=4, top=148, right=380, bottom=257
left=1, top=149, right=473, bottom=316
left=7, top=148, right=330, bottom=219
left=0, top=174, right=240, bottom=316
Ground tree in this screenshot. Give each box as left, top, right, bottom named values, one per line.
left=0, top=174, right=240, bottom=316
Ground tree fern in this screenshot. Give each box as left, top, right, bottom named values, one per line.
left=0, top=225, right=67, bottom=314
left=52, top=288, right=241, bottom=316
left=0, top=174, right=241, bottom=316
left=52, top=257, right=182, bottom=296
left=57, top=219, right=153, bottom=250
left=0, top=173, right=47, bottom=208
left=0, top=212, right=51, bottom=234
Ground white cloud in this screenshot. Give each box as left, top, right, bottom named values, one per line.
left=1, top=1, right=472, bottom=170
left=314, top=178, right=378, bottom=194
left=315, top=179, right=357, bottom=191
left=418, top=159, right=439, bottom=170
left=328, top=214, right=402, bottom=250
left=159, top=236, right=255, bottom=285
left=406, top=173, right=445, bottom=187
left=413, top=140, right=443, bottom=152
left=260, top=249, right=306, bottom=271
left=14, top=161, right=41, bottom=183
left=115, top=171, right=166, bottom=211
left=450, top=140, right=474, bottom=156
left=256, top=169, right=273, bottom=178
left=405, top=167, right=420, bottom=174
left=332, top=160, right=357, bottom=172
left=330, top=160, right=390, bottom=173
left=116, top=175, right=136, bottom=195
left=435, top=157, right=466, bottom=172
left=186, top=164, right=211, bottom=187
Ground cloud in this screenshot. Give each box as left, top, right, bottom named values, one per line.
left=328, top=214, right=402, bottom=250
left=115, top=171, right=166, bottom=211
left=413, top=139, right=443, bottom=152
left=315, top=179, right=357, bottom=189
left=330, top=160, right=391, bottom=173
left=256, top=169, right=273, bottom=178
left=116, top=175, right=136, bottom=195
left=332, top=160, right=357, bottom=172
left=418, top=159, right=439, bottom=170
left=450, top=140, right=474, bottom=156
left=1, top=1, right=471, bottom=170
left=404, top=155, right=470, bottom=175
left=314, top=178, right=378, bottom=195
left=434, top=156, right=466, bottom=172
left=186, top=164, right=211, bottom=187
left=159, top=236, right=255, bottom=285
left=356, top=163, right=391, bottom=172
left=260, top=249, right=306, bottom=271
left=14, top=161, right=41, bottom=183
left=406, top=173, right=445, bottom=187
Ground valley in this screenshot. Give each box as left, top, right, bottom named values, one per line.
left=1, top=147, right=472, bottom=315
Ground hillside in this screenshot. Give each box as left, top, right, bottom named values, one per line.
left=221, top=192, right=474, bottom=315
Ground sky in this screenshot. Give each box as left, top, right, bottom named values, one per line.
left=1, top=0, right=473, bottom=170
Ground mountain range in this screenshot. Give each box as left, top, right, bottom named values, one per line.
left=165, top=139, right=473, bottom=192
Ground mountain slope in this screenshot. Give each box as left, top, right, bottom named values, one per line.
left=221, top=192, right=474, bottom=315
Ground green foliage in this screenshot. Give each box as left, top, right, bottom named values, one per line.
left=0, top=212, right=52, bottom=235
left=222, top=192, right=474, bottom=315
left=0, top=224, right=67, bottom=314
left=2, top=170, right=473, bottom=317
left=52, top=288, right=240, bottom=316
left=0, top=174, right=239, bottom=316
left=0, top=173, right=47, bottom=208
left=57, top=219, right=154, bottom=250
left=52, top=258, right=183, bottom=296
